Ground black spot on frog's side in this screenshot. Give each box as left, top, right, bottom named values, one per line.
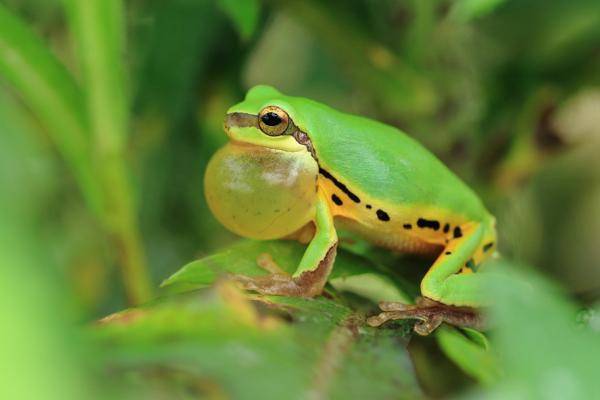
left=376, top=209, right=390, bottom=221
left=366, top=204, right=372, bottom=209
left=466, top=259, right=477, bottom=272
left=443, top=223, right=450, bottom=233
left=483, top=242, right=494, bottom=252
left=445, top=251, right=452, bottom=255
left=331, top=194, right=343, bottom=206
left=403, top=223, right=412, bottom=229
left=319, top=168, right=361, bottom=203
left=455, top=259, right=476, bottom=275
left=453, top=226, right=463, bottom=239
left=417, top=218, right=440, bottom=230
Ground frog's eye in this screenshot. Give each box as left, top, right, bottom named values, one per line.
left=258, top=106, right=290, bottom=136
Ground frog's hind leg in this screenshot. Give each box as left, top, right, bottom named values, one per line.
left=420, top=221, right=489, bottom=306
left=369, top=221, right=493, bottom=334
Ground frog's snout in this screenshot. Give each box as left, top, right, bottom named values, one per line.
left=223, top=112, right=257, bottom=136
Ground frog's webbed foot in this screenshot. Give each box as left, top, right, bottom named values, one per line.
left=229, top=252, right=329, bottom=298
left=367, top=297, right=484, bottom=335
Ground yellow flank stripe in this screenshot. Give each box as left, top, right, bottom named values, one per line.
left=317, top=176, right=473, bottom=247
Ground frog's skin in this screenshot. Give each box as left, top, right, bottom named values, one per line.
left=205, top=85, right=497, bottom=334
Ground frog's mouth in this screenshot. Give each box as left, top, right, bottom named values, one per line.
left=223, top=112, right=317, bottom=160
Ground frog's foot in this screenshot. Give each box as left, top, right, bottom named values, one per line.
left=256, top=253, right=288, bottom=275
left=232, top=273, right=308, bottom=296
left=229, top=252, right=330, bottom=298
left=366, top=297, right=483, bottom=335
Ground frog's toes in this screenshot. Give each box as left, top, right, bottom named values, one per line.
left=366, top=311, right=410, bottom=327
left=256, top=253, right=288, bottom=275
left=367, top=298, right=483, bottom=335
left=229, top=273, right=319, bottom=297
left=413, top=315, right=444, bottom=336
left=377, top=297, right=438, bottom=312
left=378, top=301, right=413, bottom=312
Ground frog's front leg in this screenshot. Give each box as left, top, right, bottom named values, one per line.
left=232, top=192, right=338, bottom=298
left=369, top=222, right=491, bottom=335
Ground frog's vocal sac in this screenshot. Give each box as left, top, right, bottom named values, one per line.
left=204, top=85, right=497, bottom=335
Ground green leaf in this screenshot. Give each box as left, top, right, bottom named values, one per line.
left=100, top=239, right=422, bottom=398
left=0, top=4, right=102, bottom=215
left=94, top=281, right=420, bottom=399
left=161, top=240, right=303, bottom=290
left=481, top=263, right=600, bottom=398
left=461, top=327, right=491, bottom=350
left=436, top=326, right=500, bottom=386
left=218, top=0, right=261, bottom=40
left=161, top=239, right=411, bottom=303
left=330, top=329, right=424, bottom=399
left=62, top=0, right=128, bottom=153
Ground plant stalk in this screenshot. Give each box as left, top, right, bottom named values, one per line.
left=64, top=0, right=153, bottom=304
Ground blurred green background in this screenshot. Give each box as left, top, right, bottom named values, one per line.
left=1, top=0, right=599, bottom=399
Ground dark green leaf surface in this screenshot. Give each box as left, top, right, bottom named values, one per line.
left=436, top=326, right=500, bottom=386
left=480, top=263, right=600, bottom=398
left=95, top=281, right=421, bottom=400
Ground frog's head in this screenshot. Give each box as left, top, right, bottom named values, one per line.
left=223, top=85, right=314, bottom=156
left=205, top=85, right=319, bottom=240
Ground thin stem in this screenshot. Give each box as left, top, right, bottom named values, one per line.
left=64, top=0, right=152, bottom=304
left=0, top=4, right=103, bottom=216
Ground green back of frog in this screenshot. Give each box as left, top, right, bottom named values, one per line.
left=233, top=85, right=489, bottom=222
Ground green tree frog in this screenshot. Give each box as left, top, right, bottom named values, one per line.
left=205, top=85, right=497, bottom=335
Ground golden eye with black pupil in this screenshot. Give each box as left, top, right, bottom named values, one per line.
left=258, top=106, right=289, bottom=136
left=261, top=112, right=281, bottom=126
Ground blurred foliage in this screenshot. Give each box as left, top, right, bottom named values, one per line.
left=94, top=281, right=422, bottom=400
left=1, top=0, right=599, bottom=398
left=482, top=263, right=600, bottom=399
